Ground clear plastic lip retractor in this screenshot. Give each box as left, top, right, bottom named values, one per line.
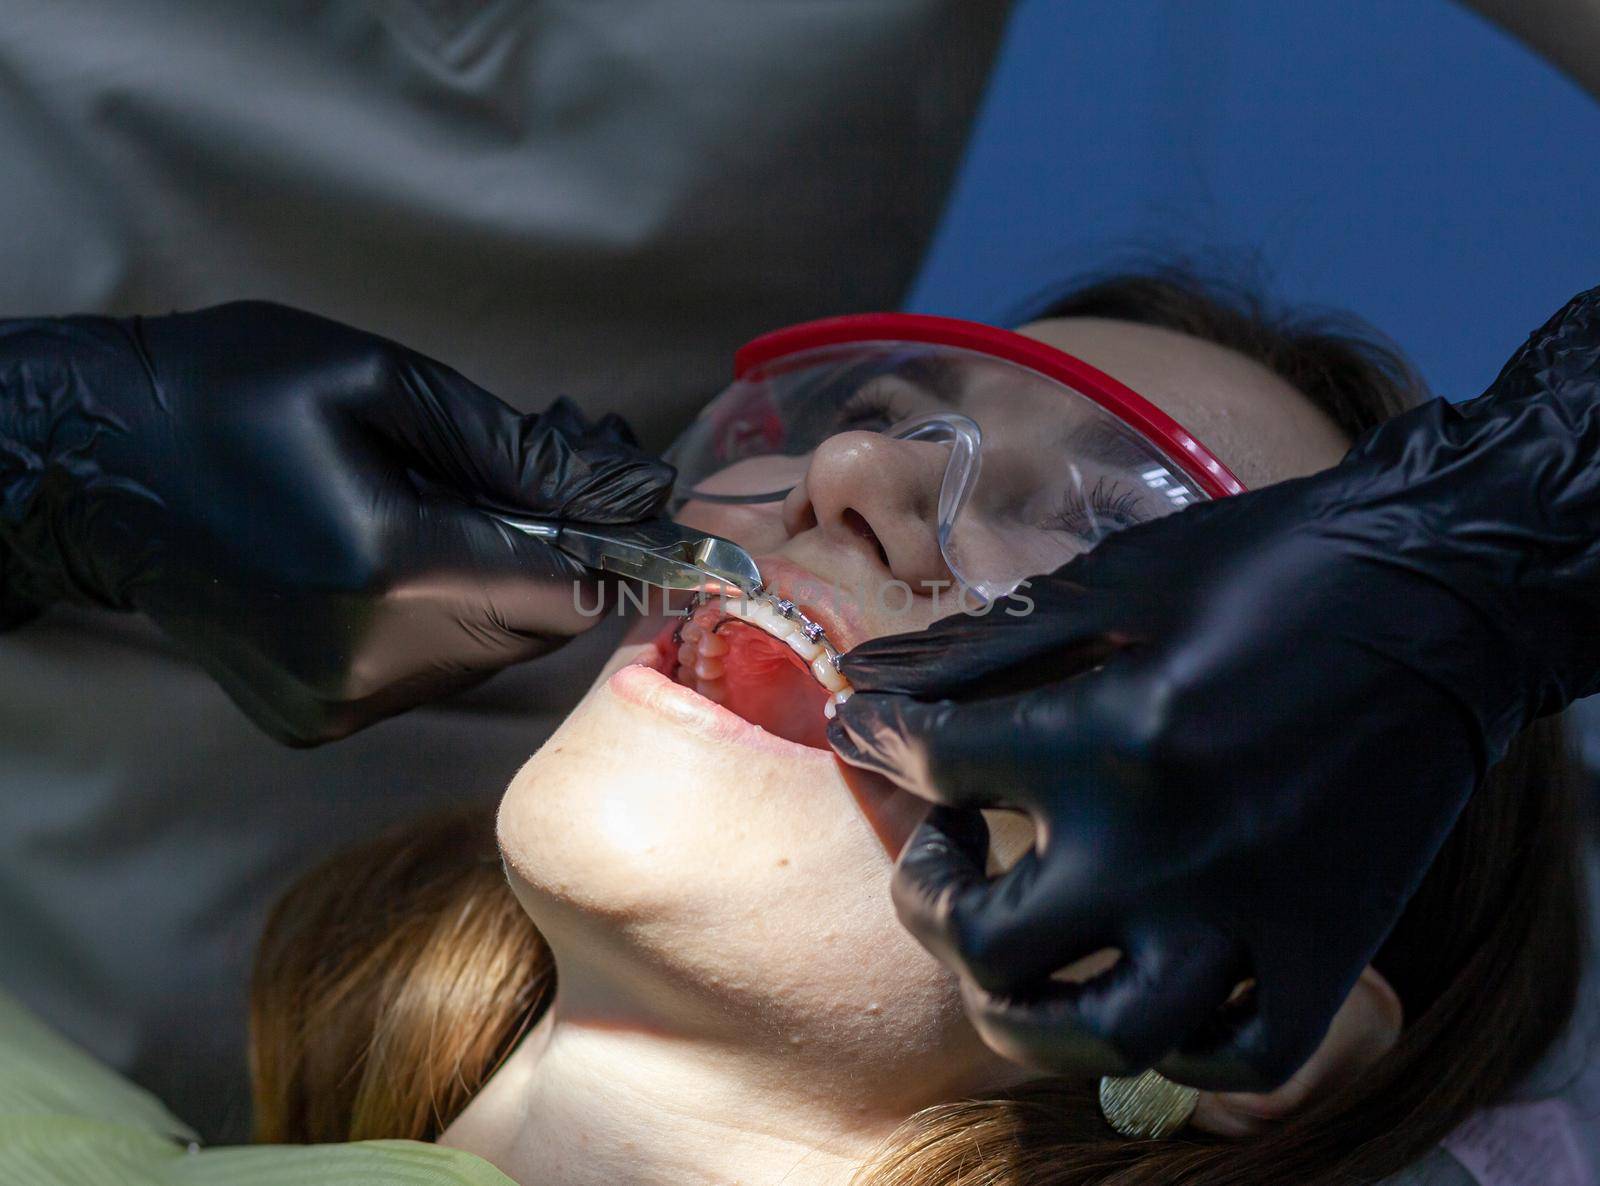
left=488, top=513, right=841, bottom=670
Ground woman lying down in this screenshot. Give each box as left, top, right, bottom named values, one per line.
left=8, top=274, right=1582, bottom=1186
left=241, top=273, right=1592, bottom=1186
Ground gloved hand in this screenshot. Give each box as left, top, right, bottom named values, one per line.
left=829, top=286, right=1600, bottom=1091
left=0, top=301, right=674, bottom=745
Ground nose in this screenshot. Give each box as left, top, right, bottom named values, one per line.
left=781, top=431, right=952, bottom=590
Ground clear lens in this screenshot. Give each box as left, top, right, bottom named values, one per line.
left=681, top=454, right=811, bottom=504
left=667, top=340, right=1212, bottom=601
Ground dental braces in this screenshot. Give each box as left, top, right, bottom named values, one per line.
left=673, top=585, right=842, bottom=673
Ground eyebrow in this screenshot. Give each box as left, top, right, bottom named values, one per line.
left=894, top=353, right=966, bottom=403
left=1052, top=417, right=1163, bottom=470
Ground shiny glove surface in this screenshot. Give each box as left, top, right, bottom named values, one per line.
left=829, top=286, right=1600, bottom=1090
left=0, top=301, right=674, bottom=745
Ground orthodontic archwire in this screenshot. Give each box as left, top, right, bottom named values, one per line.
left=673, top=584, right=842, bottom=673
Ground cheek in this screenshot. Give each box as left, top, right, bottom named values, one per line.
left=675, top=499, right=790, bottom=555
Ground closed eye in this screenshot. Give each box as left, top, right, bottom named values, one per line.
left=1049, top=477, right=1146, bottom=541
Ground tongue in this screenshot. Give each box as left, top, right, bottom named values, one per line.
left=716, top=621, right=831, bottom=748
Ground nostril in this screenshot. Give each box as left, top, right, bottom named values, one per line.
left=842, top=508, right=889, bottom=568
left=780, top=483, right=820, bottom=537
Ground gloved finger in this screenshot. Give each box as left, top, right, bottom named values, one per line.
left=828, top=678, right=1097, bottom=810
left=536, top=398, right=643, bottom=451
left=200, top=551, right=566, bottom=716
left=892, top=808, right=1113, bottom=993
left=1471, top=284, right=1600, bottom=407
left=541, top=434, right=677, bottom=523
left=416, top=493, right=616, bottom=637
left=297, top=666, right=502, bottom=746
left=1191, top=966, right=1401, bottom=1136
left=538, top=395, right=592, bottom=438
left=582, top=410, right=643, bottom=450
left=839, top=580, right=1118, bottom=699
left=369, top=353, right=675, bottom=523
left=1156, top=984, right=1336, bottom=1094
left=958, top=925, right=1240, bottom=1078
left=826, top=692, right=938, bottom=794
left=129, top=575, right=336, bottom=744
left=198, top=643, right=328, bottom=748
left=192, top=622, right=496, bottom=747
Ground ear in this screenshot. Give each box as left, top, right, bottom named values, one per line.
left=1191, top=966, right=1403, bottom=1137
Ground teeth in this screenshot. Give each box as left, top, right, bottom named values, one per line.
left=821, top=688, right=854, bottom=720
left=711, top=595, right=850, bottom=694
left=673, top=589, right=855, bottom=701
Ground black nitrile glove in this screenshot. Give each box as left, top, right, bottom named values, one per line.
left=0, top=301, right=674, bottom=745
left=828, top=286, right=1600, bottom=1091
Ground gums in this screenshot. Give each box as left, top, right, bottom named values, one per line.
left=656, top=604, right=833, bottom=749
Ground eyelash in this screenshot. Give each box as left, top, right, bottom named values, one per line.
left=833, top=384, right=907, bottom=433
left=1051, top=478, right=1144, bottom=540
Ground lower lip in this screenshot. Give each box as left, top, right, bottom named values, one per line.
left=607, top=660, right=837, bottom=763
left=610, top=633, right=917, bottom=856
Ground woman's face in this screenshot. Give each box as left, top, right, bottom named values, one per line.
left=497, top=317, right=1351, bottom=1113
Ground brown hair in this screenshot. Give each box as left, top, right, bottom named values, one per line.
left=251, top=272, right=1586, bottom=1184
left=250, top=811, right=552, bottom=1143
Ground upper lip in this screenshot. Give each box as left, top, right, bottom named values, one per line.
left=752, top=555, right=865, bottom=653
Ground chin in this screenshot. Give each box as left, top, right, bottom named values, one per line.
left=492, top=623, right=999, bottom=1087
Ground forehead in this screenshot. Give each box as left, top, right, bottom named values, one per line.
left=1015, top=316, right=1350, bottom=487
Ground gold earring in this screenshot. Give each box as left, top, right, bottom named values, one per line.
left=1098, top=1069, right=1200, bottom=1138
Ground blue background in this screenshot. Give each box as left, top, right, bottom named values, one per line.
left=909, top=0, right=1600, bottom=402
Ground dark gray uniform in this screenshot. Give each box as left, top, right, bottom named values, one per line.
left=0, top=0, right=1010, bottom=1138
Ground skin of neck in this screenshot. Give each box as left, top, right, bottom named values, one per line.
left=439, top=860, right=1021, bottom=1186
left=443, top=992, right=911, bottom=1186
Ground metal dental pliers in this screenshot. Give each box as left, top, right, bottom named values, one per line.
left=488, top=513, right=765, bottom=599
left=490, top=512, right=843, bottom=671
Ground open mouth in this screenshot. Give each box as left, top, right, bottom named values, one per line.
left=655, top=594, right=853, bottom=750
